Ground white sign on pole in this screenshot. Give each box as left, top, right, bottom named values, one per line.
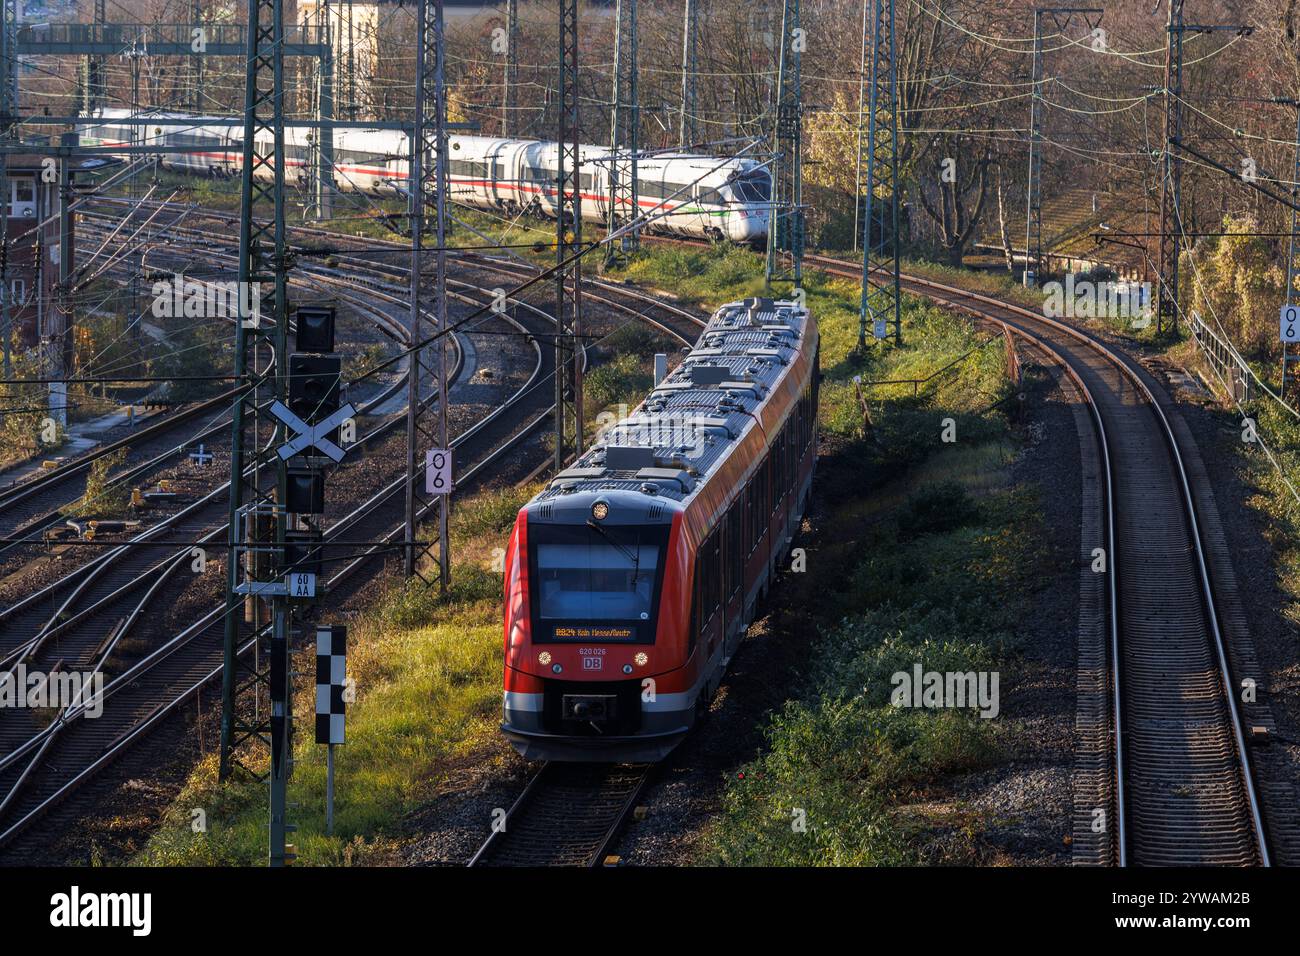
left=287, top=572, right=317, bottom=599
left=425, top=448, right=453, bottom=495
left=1282, top=304, right=1300, bottom=343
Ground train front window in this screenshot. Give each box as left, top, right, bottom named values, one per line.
left=530, top=522, right=670, bottom=641
left=537, top=543, right=658, bottom=620
left=733, top=172, right=771, bottom=203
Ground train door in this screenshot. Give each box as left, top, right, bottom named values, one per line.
left=488, top=145, right=506, bottom=208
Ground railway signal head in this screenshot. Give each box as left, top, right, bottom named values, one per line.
left=286, top=466, right=326, bottom=514
left=288, top=354, right=342, bottom=426
left=294, top=304, right=337, bottom=353
left=283, top=530, right=325, bottom=578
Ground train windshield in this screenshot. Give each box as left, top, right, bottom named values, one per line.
left=531, top=523, right=670, bottom=640
left=732, top=171, right=771, bottom=203
left=537, top=543, right=659, bottom=620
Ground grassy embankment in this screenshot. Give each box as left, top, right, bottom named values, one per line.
left=132, top=229, right=1053, bottom=865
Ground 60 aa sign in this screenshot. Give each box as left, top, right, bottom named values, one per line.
left=425, top=449, right=453, bottom=495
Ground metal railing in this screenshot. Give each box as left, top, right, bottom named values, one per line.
left=1187, top=309, right=1253, bottom=404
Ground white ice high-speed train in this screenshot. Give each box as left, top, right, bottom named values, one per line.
left=81, top=109, right=772, bottom=244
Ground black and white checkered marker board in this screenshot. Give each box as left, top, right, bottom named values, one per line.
left=315, top=626, right=347, bottom=745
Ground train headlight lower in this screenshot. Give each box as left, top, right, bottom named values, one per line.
left=552, top=663, right=563, bottom=674
left=622, top=665, right=633, bottom=674
left=538, top=652, right=552, bottom=666
left=634, top=652, right=648, bottom=667
left=591, top=500, right=610, bottom=521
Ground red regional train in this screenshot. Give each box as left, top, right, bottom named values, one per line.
left=500, top=296, right=820, bottom=762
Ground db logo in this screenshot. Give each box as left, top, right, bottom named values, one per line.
left=582, top=657, right=603, bottom=671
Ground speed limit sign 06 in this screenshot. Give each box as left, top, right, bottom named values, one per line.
left=1283, top=305, right=1300, bottom=343
left=425, top=448, right=453, bottom=495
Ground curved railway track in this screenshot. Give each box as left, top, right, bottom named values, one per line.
left=0, top=200, right=708, bottom=859
left=0, top=290, right=537, bottom=854
left=800, top=251, right=1277, bottom=866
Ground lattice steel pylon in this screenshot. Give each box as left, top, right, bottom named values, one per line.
left=85, top=0, right=105, bottom=114
left=403, top=0, right=450, bottom=590
left=1158, top=0, right=1185, bottom=334
left=605, top=0, right=639, bottom=266
left=219, top=0, right=295, bottom=868
left=679, top=0, right=697, bottom=146
left=502, top=0, right=517, bottom=136
left=1283, top=102, right=1300, bottom=400
left=0, top=0, right=16, bottom=381
left=764, top=0, right=802, bottom=290
left=309, top=3, right=335, bottom=220
left=857, top=0, right=900, bottom=347
left=554, top=0, right=583, bottom=473
left=345, top=0, right=357, bottom=120
left=191, top=0, right=204, bottom=112
left=1024, top=8, right=1103, bottom=288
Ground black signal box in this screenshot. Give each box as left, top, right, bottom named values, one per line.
left=295, top=305, right=337, bottom=353
left=286, top=467, right=326, bottom=514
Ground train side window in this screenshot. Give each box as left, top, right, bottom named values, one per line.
left=703, top=530, right=720, bottom=624
left=743, top=481, right=753, bottom=556
left=689, top=587, right=699, bottom=657
left=713, top=533, right=722, bottom=615
left=638, top=178, right=665, bottom=200
left=726, top=503, right=742, bottom=599
left=663, top=182, right=691, bottom=203
left=772, top=432, right=781, bottom=508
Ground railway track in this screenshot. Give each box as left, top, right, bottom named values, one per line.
left=0, top=201, right=708, bottom=859
left=798, top=251, right=1282, bottom=866
left=468, top=763, right=654, bottom=867
left=0, top=294, right=535, bottom=855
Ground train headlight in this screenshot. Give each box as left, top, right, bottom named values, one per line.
left=634, top=652, right=648, bottom=667
left=552, top=663, right=563, bottom=674
left=538, top=652, right=552, bottom=665
left=591, top=500, right=610, bottom=521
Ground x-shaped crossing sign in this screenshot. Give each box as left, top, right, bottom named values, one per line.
left=270, top=400, right=356, bottom=463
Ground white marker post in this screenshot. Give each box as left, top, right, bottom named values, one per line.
left=316, top=626, right=347, bottom=836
